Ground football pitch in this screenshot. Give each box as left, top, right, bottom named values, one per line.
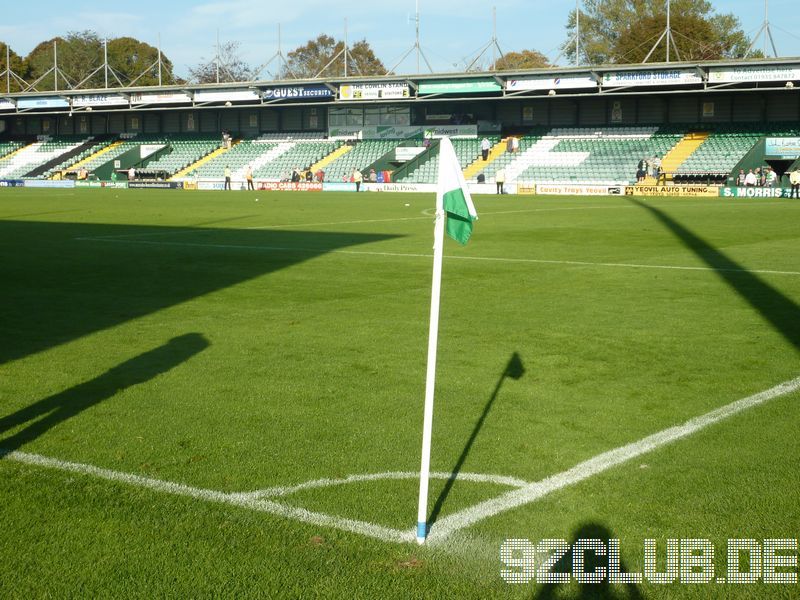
left=1, top=187, right=798, bottom=598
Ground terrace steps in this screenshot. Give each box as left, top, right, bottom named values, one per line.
left=308, top=144, right=352, bottom=173
left=463, top=140, right=506, bottom=180
left=172, top=141, right=239, bottom=179
left=658, top=132, right=709, bottom=182
left=58, top=140, right=124, bottom=177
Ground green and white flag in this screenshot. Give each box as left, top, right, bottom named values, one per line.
left=417, top=137, right=479, bottom=544
left=437, top=137, right=478, bottom=245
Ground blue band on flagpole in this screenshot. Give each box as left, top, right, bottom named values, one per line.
left=417, top=522, right=427, bottom=538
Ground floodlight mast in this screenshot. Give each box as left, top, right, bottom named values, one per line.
left=464, top=6, right=504, bottom=72
left=642, top=0, right=681, bottom=63
left=388, top=0, right=434, bottom=75
left=745, top=0, right=779, bottom=58
left=551, top=0, right=581, bottom=67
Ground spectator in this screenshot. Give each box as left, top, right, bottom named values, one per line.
left=755, top=167, right=763, bottom=186
left=765, top=166, right=777, bottom=187
left=481, top=137, right=491, bottom=161
left=128, top=166, right=136, bottom=181
left=315, top=169, right=325, bottom=183
left=305, top=170, right=313, bottom=182
left=495, top=168, right=506, bottom=194
left=245, top=165, right=254, bottom=190
left=789, top=168, right=800, bottom=199
left=736, top=169, right=746, bottom=186
left=369, top=168, right=377, bottom=183
left=511, top=136, right=519, bottom=154
left=506, top=137, right=514, bottom=153
left=744, top=169, right=757, bottom=186
left=352, top=168, right=363, bottom=192
left=636, top=158, right=646, bottom=183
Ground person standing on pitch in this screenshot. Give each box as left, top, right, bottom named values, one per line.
left=495, top=168, right=506, bottom=194
left=224, top=166, right=232, bottom=190
left=790, top=168, right=800, bottom=199
left=352, top=167, right=363, bottom=192
left=245, top=165, right=254, bottom=190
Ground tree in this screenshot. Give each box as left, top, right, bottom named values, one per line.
left=22, top=31, right=179, bottom=91
left=492, top=49, right=551, bottom=71
left=24, top=38, right=64, bottom=91
left=0, top=42, right=27, bottom=92
left=562, top=0, right=754, bottom=65
left=107, top=37, right=179, bottom=86
left=279, top=34, right=386, bottom=79
left=188, top=40, right=252, bottom=84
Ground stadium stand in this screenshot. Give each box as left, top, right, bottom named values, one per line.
left=140, top=135, right=220, bottom=178
left=0, top=136, right=96, bottom=179
left=509, top=127, right=683, bottom=185
left=674, top=123, right=800, bottom=182
left=395, top=138, right=501, bottom=183
left=323, top=140, right=400, bottom=182
left=251, top=139, right=340, bottom=180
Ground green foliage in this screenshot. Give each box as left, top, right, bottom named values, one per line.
left=188, top=40, right=252, bottom=84
left=563, top=0, right=755, bottom=64
left=279, top=34, right=386, bottom=79
left=492, top=49, right=550, bottom=71
left=13, top=30, right=178, bottom=91
left=0, top=41, right=26, bottom=92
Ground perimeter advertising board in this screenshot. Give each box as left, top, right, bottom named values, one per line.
left=263, top=85, right=334, bottom=100
left=328, top=124, right=477, bottom=140
left=72, top=94, right=129, bottom=107
left=603, top=69, right=703, bottom=87
left=537, top=184, right=623, bottom=195
left=720, top=187, right=794, bottom=198
left=625, top=185, right=718, bottom=197
left=764, top=138, right=800, bottom=159
left=506, top=76, right=597, bottom=92
left=418, top=79, right=502, bottom=95
left=194, top=89, right=260, bottom=103
left=257, top=182, right=323, bottom=192
left=708, top=64, right=800, bottom=84
left=129, top=92, right=192, bottom=105
left=339, top=82, right=409, bottom=101
left=17, top=97, right=70, bottom=109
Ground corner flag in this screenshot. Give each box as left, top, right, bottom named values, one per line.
left=438, top=137, right=478, bottom=245
left=416, top=137, right=478, bottom=544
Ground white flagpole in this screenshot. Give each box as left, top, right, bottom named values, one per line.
left=416, top=162, right=446, bottom=545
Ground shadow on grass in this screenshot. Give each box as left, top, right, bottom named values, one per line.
left=427, top=352, right=525, bottom=529
left=0, top=221, right=399, bottom=365
left=630, top=199, right=800, bottom=352
left=0, top=333, right=209, bottom=454
left=533, top=522, right=644, bottom=600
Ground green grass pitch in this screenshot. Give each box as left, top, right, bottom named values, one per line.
left=1, top=187, right=798, bottom=598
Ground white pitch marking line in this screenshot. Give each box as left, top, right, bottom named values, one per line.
left=2, top=376, right=799, bottom=545
left=426, top=374, right=800, bottom=544
left=72, top=237, right=800, bottom=277
left=1, top=450, right=414, bottom=544
left=236, top=471, right=530, bottom=500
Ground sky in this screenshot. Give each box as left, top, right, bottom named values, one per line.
left=2, top=0, right=799, bottom=80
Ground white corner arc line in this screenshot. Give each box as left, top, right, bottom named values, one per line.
left=3, top=376, right=799, bottom=545
left=426, top=375, right=800, bottom=544
left=238, top=471, right=530, bottom=500
left=1, top=450, right=415, bottom=544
